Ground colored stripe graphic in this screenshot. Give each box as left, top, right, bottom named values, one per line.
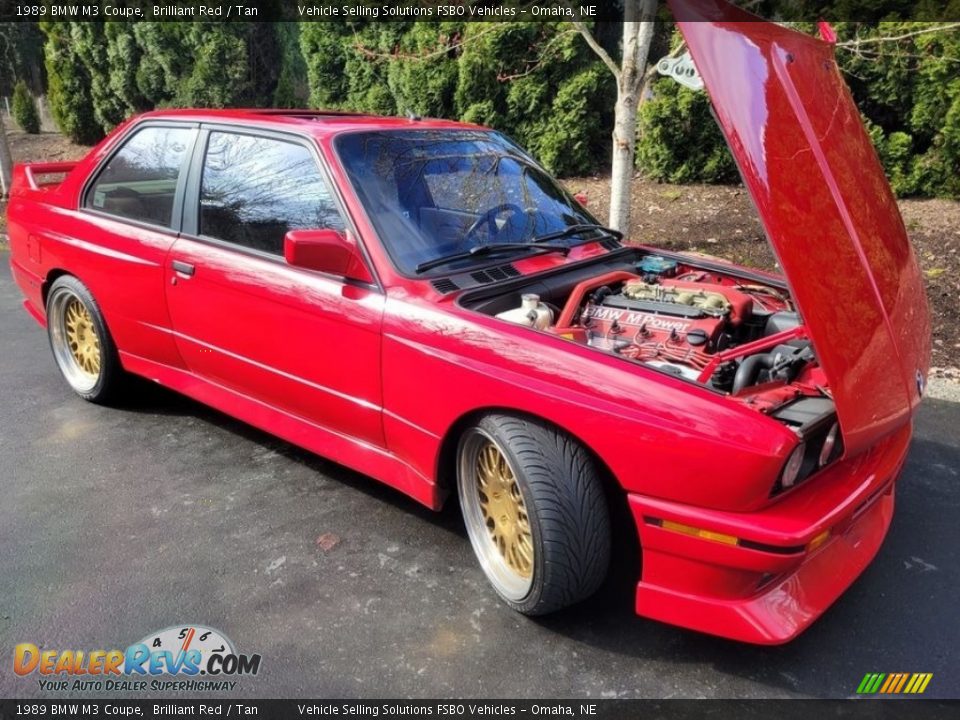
left=911, top=674, right=933, bottom=694
left=879, top=674, right=897, bottom=693
left=857, top=673, right=884, bottom=693
left=858, top=673, right=932, bottom=694
left=893, top=673, right=909, bottom=693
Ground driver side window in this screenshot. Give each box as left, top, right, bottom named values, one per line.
left=199, top=131, right=346, bottom=256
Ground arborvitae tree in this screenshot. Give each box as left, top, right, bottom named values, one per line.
left=636, top=74, right=738, bottom=184
left=272, top=23, right=309, bottom=108
left=175, top=24, right=250, bottom=107
left=71, top=23, right=131, bottom=133
left=384, top=22, right=461, bottom=119
left=41, top=22, right=101, bottom=144
left=12, top=80, right=40, bottom=134
left=105, top=24, right=149, bottom=117
left=299, top=23, right=358, bottom=109
left=131, top=23, right=192, bottom=105
left=454, top=22, right=615, bottom=176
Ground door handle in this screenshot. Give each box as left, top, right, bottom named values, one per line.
left=172, top=260, right=195, bottom=277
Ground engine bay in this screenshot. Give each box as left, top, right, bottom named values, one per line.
left=462, top=252, right=831, bottom=414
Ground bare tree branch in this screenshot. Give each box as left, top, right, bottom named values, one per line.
left=837, top=22, right=960, bottom=49
left=570, top=19, right=621, bottom=80
left=351, top=24, right=501, bottom=63
left=494, top=28, right=579, bottom=82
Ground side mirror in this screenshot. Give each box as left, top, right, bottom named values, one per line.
left=283, top=229, right=373, bottom=284
left=573, top=192, right=589, bottom=207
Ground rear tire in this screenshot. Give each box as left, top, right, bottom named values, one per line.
left=46, top=275, right=126, bottom=404
left=457, top=414, right=611, bottom=615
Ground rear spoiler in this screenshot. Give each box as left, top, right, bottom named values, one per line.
left=14, top=161, right=78, bottom=191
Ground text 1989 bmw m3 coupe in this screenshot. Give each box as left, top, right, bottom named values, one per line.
left=7, top=3, right=929, bottom=644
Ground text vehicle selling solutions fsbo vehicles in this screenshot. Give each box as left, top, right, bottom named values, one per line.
left=6, top=1, right=930, bottom=643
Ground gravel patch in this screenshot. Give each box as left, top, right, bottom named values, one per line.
left=927, top=376, right=960, bottom=403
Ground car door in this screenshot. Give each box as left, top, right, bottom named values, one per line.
left=76, top=123, right=198, bottom=369
left=164, top=127, right=385, bottom=448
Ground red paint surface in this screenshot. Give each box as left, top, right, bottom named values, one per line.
left=674, top=0, right=931, bottom=455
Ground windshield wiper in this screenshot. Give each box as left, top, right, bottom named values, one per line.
left=415, top=242, right=569, bottom=274
left=530, top=223, right=623, bottom=244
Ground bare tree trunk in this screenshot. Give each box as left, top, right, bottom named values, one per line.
left=573, top=1, right=657, bottom=237
left=609, top=74, right=641, bottom=231
left=0, top=110, right=13, bottom=199
left=610, top=3, right=656, bottom=236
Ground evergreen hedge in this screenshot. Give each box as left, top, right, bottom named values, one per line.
left=31, top=19, right=960, bottom=199
left=636, top=22, right=960, bottom=198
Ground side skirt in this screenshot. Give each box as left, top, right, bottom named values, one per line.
left=120, top=351, right=441, bottom=510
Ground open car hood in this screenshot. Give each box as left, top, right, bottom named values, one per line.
left=671, top=0, right=931, bottom=455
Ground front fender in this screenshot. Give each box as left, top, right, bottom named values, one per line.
left=381, top=296, right=796, bottom=512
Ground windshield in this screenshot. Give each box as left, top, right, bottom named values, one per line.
left=334, top=130, right=605, bottom=274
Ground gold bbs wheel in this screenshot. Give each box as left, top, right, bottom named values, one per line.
left=63, top=297, right=102, bottom=378
left=459, top=429, right=535, bottom=600
left=476, top=438, right=534, bottom=579
left=457, top=416, right=611, bottom=615
left=47, top=276, right=123, bottom=402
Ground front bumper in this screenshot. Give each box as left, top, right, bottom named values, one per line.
left=629, top=423, right=911, bottom=644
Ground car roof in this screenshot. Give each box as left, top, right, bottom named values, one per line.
left=135, top=108, right=485, bottom=138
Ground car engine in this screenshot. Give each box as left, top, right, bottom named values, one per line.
left=578, top=276, right=752, bottom=381
left=489, top=256, right=818, bottom=399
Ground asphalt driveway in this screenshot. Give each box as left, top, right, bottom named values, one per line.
left=0, top=259, right=957, bottom=699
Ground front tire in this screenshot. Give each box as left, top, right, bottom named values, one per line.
left=457, top=414, right=611, bottom=615
left=46, top=275, right=125, bottom=403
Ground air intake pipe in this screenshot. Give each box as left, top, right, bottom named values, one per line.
left=732, top=353, right=775, bottom=394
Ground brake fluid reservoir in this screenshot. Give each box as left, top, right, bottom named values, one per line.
left=496, top=293, right=554, bottom=330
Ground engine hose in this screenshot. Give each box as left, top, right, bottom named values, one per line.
left=732, top=353, right=775, bottom=394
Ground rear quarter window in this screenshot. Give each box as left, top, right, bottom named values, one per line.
left=85, top=126, right=195, bottom=228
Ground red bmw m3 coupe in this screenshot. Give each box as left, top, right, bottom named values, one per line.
left=6, top=2, right=929, bottom=643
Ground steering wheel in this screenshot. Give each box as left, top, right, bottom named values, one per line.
left=462, top=202, right=527, bottom=246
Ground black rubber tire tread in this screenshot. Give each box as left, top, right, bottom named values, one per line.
left=473, top=413, right=611, bottom=615
left=46, top=275, right=127, bottom=404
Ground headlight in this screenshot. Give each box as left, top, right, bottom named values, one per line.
left=781, top=442, right=806, bottom=489
left=819, top=422, right=840, bottom=467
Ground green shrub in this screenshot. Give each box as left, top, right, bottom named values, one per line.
left=175, top=25, right=250, bottom=108
left=386, top=22, right=462, bottom=118
left=134, top=23, right=252, bottom=109
left=71, top=24, right=130, bottom=133
left=636, top=77, right=738, bottom=184
left=11, top=80, right=39, bottom=134
left=521, top=63, right=614, bottom=177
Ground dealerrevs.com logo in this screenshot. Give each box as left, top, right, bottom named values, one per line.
left=14, top=625, right=261, bottom=692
